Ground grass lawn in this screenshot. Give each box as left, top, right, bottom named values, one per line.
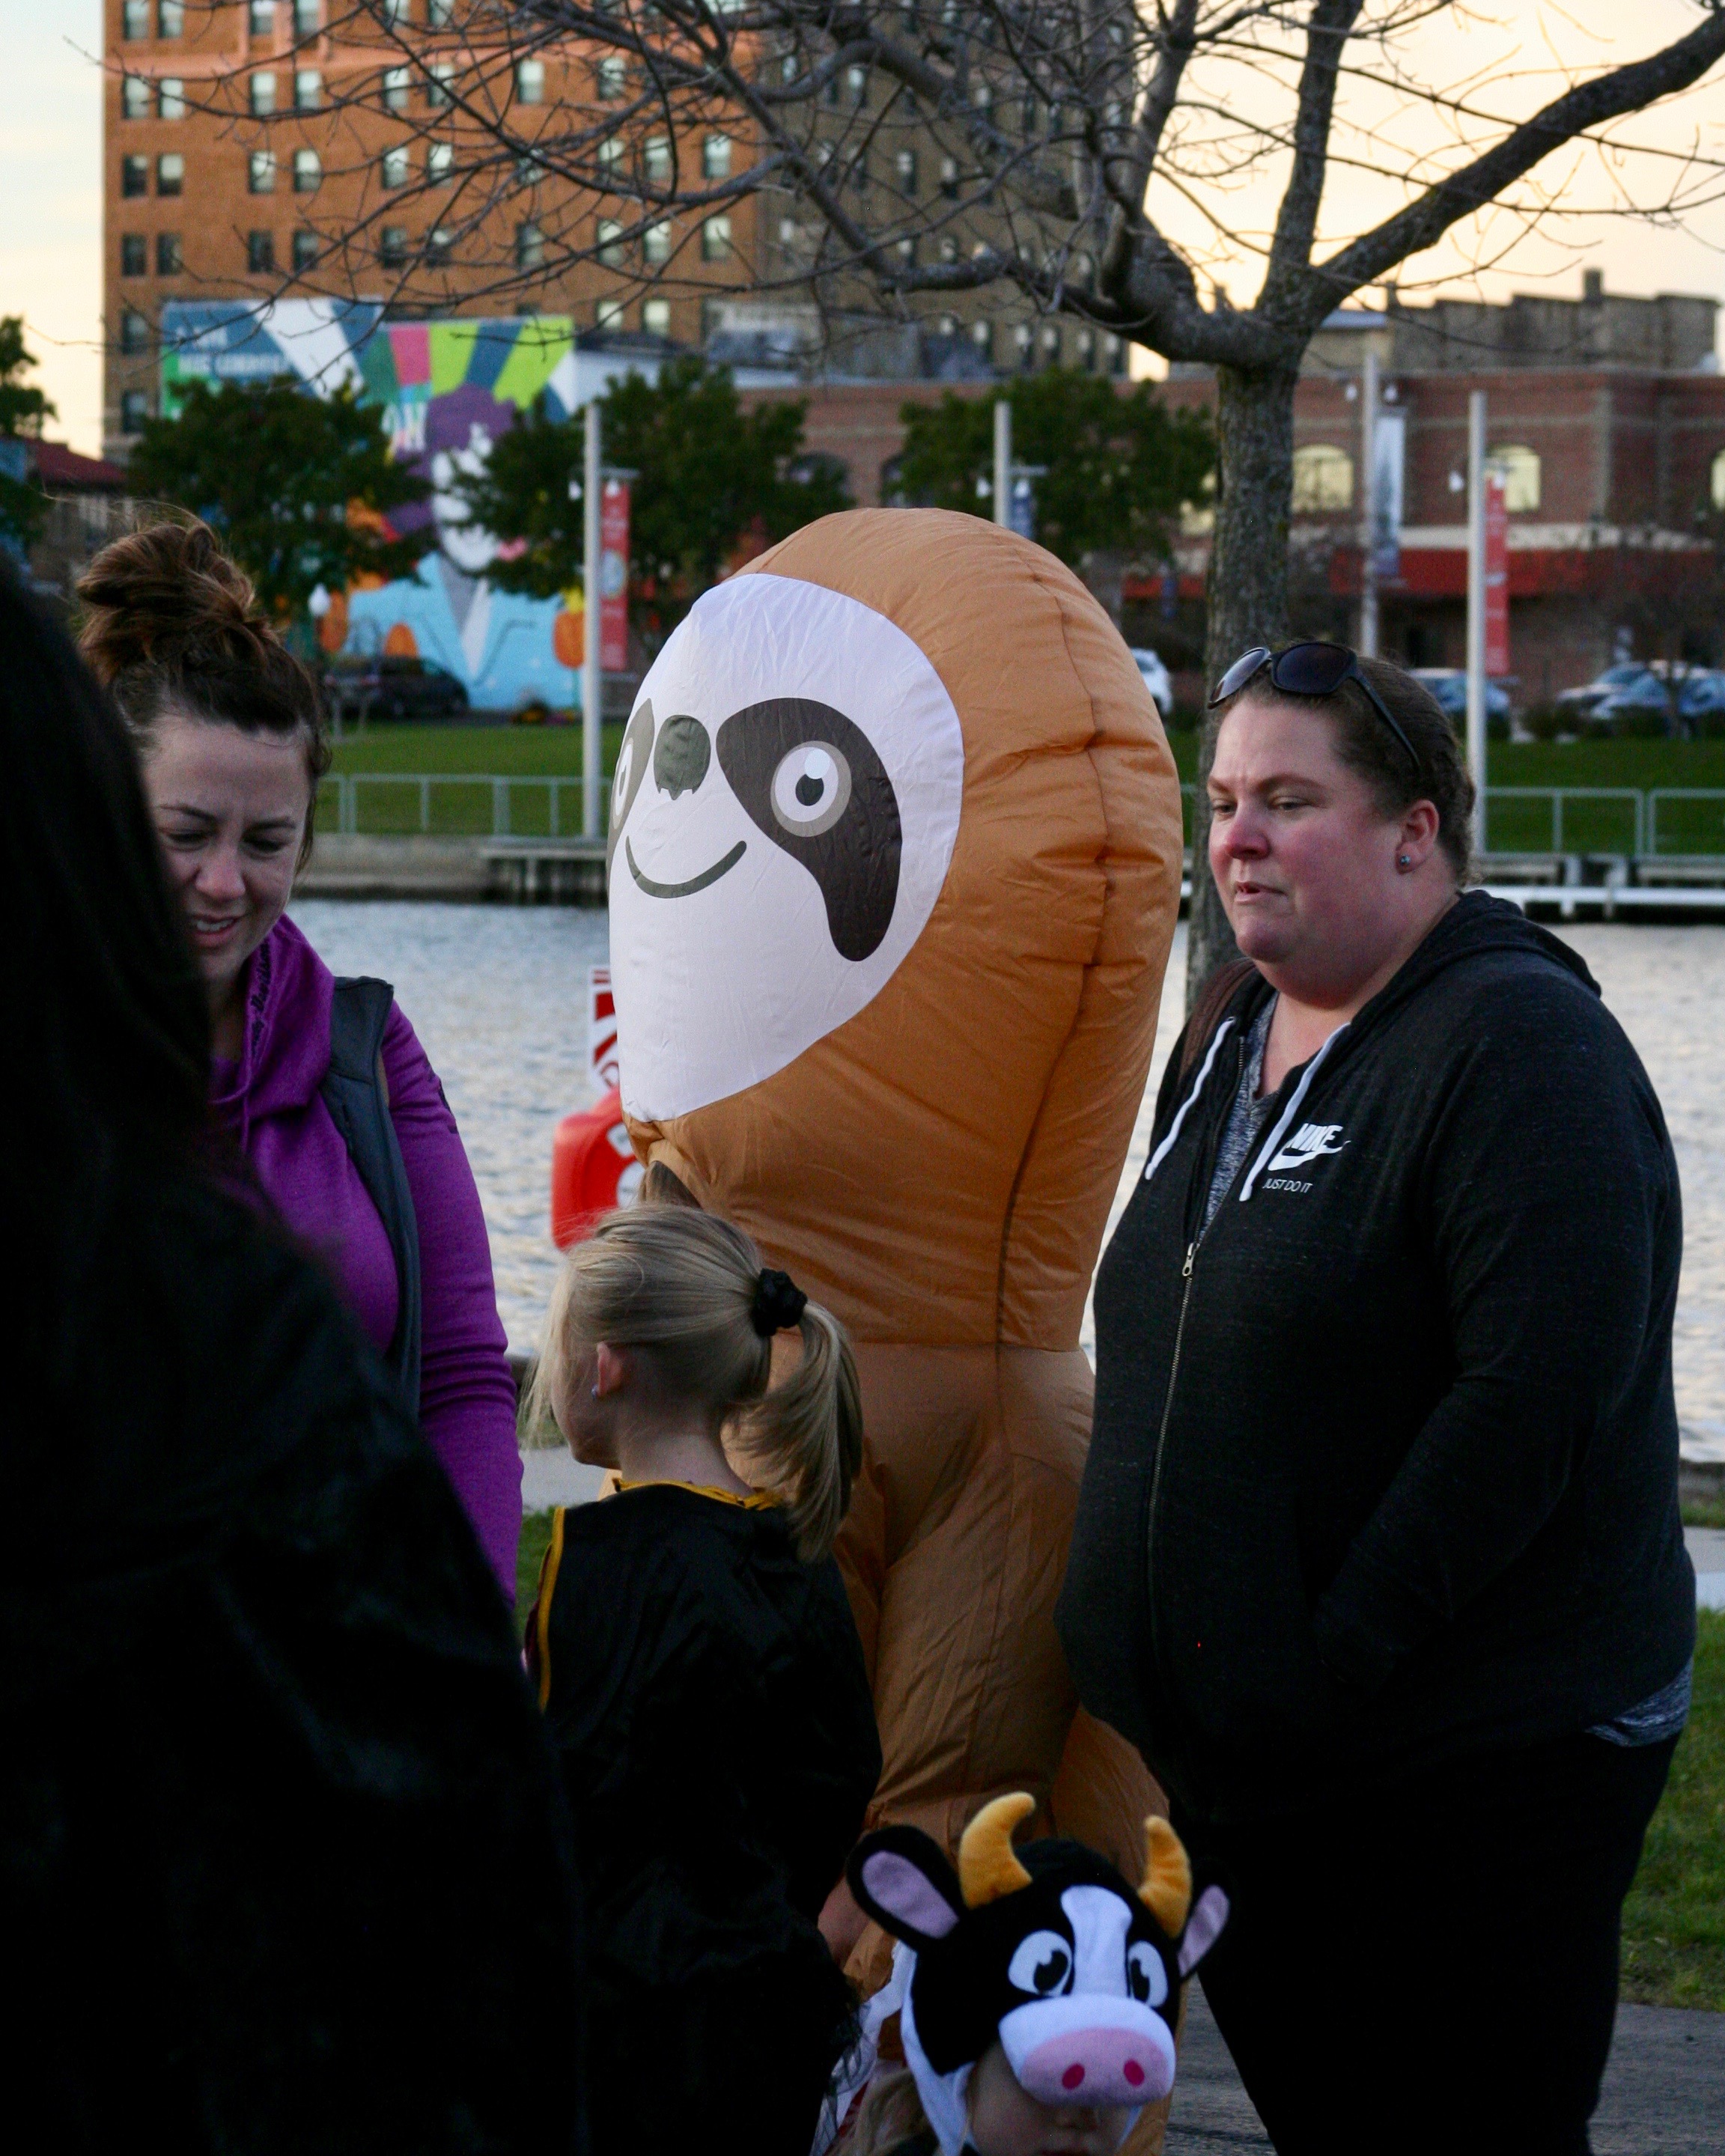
left=329, top=720, right=624, bottom=777
left=514, top=1509, right=1723, bottom=2009
left=1620, top=1610, right=1725, bottom=2011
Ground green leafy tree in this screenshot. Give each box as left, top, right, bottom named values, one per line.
left=460, top=358, right=853, bottom=642
left=127, top=378, right=431, bottom=619
left=895, top=373, right=1212, bottom=573
left=0, top=317, right=57, bottom=549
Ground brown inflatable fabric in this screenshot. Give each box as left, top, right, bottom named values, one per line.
left=620, top=514, right=1183, bottom=2143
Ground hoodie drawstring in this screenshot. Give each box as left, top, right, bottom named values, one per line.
left=1238, top=1023, right=1351, bottom=1203
left=1143, top=1017, right=1237, bottom=1186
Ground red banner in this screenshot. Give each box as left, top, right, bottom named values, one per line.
left=600, top=478, right=630, bottom=674
left=1484, top=472, right=1509, bottom=677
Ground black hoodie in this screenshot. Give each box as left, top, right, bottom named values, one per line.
left=1057, top=894, right=1696, bottom=1827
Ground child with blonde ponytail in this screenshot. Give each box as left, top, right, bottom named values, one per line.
left=526, top=1203, right=881, bottom=2156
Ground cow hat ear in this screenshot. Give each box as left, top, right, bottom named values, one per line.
left=848, top=1826, right=968, bottom=1950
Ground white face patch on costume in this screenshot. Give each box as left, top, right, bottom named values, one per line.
left=609, top=573, right=965, bottom=1121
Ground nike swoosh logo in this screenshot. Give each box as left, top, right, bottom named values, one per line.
left=625, top=835, right=747, bottom=898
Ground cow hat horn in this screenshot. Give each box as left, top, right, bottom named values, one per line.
left=958, top=1792, right=1035, bottom=1907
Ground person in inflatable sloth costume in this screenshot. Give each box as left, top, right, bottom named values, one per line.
left=607, top=507, right=1183, bottom=2128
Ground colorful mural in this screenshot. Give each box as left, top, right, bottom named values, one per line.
left=159, top=303, right=585, bottom=713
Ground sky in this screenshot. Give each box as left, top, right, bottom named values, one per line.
left=4, top=2, right=1724, bottom=454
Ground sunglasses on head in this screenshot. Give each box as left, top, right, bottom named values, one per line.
left=1208, top=642, right=1422, bottom=777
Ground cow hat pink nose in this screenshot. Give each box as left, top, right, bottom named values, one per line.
left=999, top=1997, right=1176, bottom=2110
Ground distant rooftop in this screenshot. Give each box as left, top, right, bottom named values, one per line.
left=1309, top=271, right=1718, bottom=374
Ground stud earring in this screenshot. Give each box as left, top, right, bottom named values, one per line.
left=591, top=1384, right=600, bottom=1398
left=1398, top=853, right=1411, bottom=869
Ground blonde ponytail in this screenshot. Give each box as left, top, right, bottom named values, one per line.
left=536, top=1205, right=862, bottom=1561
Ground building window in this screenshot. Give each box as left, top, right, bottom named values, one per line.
left=895, top=237, right=916, bottom=266
left=939, top=154, right=958, bottom=198
left=1292, top=442, right=1354, bottom=512
left=249, top=149, right=276, bottom=193
left=702, top=215, right=732, bottom=262
left=293, top=147, right=320, bottom=192
left=517, top=58, right=546, bottom=105
left=156, top=232, right=183, bottom=275
left=515, top=219, right=545, bottom=269
left=380, top=225, right=408, bottom=267
left=1106, top=333, right=1125, bottom=376
left=122, top=155, right=149, bottom=198
left=595, top=298, right=626, bottom=332
left=895, top=148, right=917, bottom=191
left=292, top=228, right=320, bottom=272
left=120, top=308, right=150, bottom=356
left=121, top=390, right=150, bottom=433
left=1041, top=323, right=1062, bottom=365
left=158, top=78, right=186, bottom=120
left=428, top=0, right=456, bottom=22
left=847, top=64, right=868, bottom=107
left=970, top=319, right=993, bottom=362
left=1076, top=327, right=1096, bottom=371
left=1712, top=448, right=1725, bottom=513
left=427, top=141, right=454, bottom=184
left=123, top=1, right=149, bottom=36
left=780, top=53, right=798, bottom=85
left=122, top=77, right=150, bottom=120
left=294, top=70, right=321, bottom=112
left=704, top=133, right=731, bottom=180
left=425, top=227, right=452, bottom=264
left=249, top=0, right=273, bottom=30
left=293, top=0, right=319, bottom=31
left=597, top=57, right=626, bottom=100
left=156, top=152, right=184, bottom=195
left=1491, top=443, right=1542, bottom=513
left=121, top=235, right=147, bottom=277
left=1014, top=322, right=1033, bottom=372
left=427, top=62, right=454, bottom=108
left=382, top=144, right=411, bottom=189
left=159, top=1, right=185, bottom=32
left=597, top=135, right=623, bottom=183
left=378, top=0, right=407, bottom=19
left=645, top=135, right=672, bottom=184
left=250, top=71, right=277, bottom=116
left=644, top=219, right=672, bottom=265
left=643, top=297, right=671, bottom=338
left=938, top=234, right=958, bottom=264
left=597, top=218, right=624, bottom=267
left=514, top=149, right=547, bottom=186
left=248, top=230, right=276, bottom=273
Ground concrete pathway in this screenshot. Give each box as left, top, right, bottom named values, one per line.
left=1164, top=1982, right=1725, bottom=2152
left=1687, top=1526, right=1725, bottom=1611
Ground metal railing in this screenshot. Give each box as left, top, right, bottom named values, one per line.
left=1177, top=782, right=1725, bottom=861
left=323, top=775, right=1725, bottom=860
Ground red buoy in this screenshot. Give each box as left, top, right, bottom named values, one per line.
left=550, top=1086, right=642, bottom=1248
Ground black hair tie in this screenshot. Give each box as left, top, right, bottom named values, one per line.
left=752, top=1268, right=808, bottom=1337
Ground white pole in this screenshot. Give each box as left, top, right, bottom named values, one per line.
left=1465, top=390, right=1487, bottom=856
left=1359, top=347, right=1379, bottom=659
left=993, top=399, right=1011, bottom=529
left=582, top=396, right=603, bottom=841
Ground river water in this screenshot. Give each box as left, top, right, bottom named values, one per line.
left=291, top=902, right=1725, bottom=1461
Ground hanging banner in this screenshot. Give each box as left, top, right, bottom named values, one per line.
left=600, top=478, right=631, bottom=673
left=1484, top=471, right=1509, bottom=677
left=1008, top=476, right=1035, bottom=541
left=1370, top=408, right=1405, bottom=583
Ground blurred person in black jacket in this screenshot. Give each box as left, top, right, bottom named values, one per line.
left=0, top=569, right=584, bottom=2152
left=1059, top=645, right=1693, bottom=2156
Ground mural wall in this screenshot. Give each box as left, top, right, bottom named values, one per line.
left=160, top=301, right=585, bottom=713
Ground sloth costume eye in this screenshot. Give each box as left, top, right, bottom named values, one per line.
left=1126, top=1942, right=1169, bottom=2008
left=608, top=698, right=657, bottom=874
left=717, top=698, right=901, bottom=962
left=1007, top=1931, right=1075, bottom=1998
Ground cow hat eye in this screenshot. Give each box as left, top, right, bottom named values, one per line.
left=1007, top=1930, right=1074, bottom=1998
left=1126, top=1941, right=1169, bottom=2009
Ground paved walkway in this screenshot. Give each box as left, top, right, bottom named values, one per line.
left=1165, top=1983, right=1725, bottom=2152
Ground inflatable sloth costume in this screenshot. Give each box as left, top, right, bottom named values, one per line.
left=608, top=508, right=1183, bottom=2012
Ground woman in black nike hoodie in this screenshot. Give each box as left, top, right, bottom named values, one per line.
left=1058, top=647, right=1693, bottom=2156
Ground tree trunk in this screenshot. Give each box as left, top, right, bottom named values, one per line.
left=1187, top=363, right=1299, bottom=1004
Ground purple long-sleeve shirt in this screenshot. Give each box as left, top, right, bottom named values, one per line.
left=210, top=916, right=521, bottom=1595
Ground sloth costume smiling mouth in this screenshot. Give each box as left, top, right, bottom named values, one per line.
left=624, top=835, right=748, bottom=898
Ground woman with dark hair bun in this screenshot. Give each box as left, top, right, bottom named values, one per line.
left=0, top=564, right=582, bottom=2148
left=78, top=520, right=522, bottom=1595
left=1061, top=643, right=1694, bottom=2155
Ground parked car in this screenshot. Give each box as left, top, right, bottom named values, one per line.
left=323, top=654, right=470, bottom=725
left=1408, top=669, right=1512, bottom=740
left=1131, top=647, right=1174, bottom=720
left=1554, top=663, right=1658, bottom=725
left=1675, top=668, right=1725, bottom=737
left=1588, top=669, right=1677, bottom=738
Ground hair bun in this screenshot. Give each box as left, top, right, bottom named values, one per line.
left=77, top=519, right=273, bottom=684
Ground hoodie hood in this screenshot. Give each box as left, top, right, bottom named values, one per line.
left=209, top=916, right=335, bottom=1149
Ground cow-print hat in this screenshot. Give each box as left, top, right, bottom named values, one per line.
left=847, top=1795, right=1228, bottom=2156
